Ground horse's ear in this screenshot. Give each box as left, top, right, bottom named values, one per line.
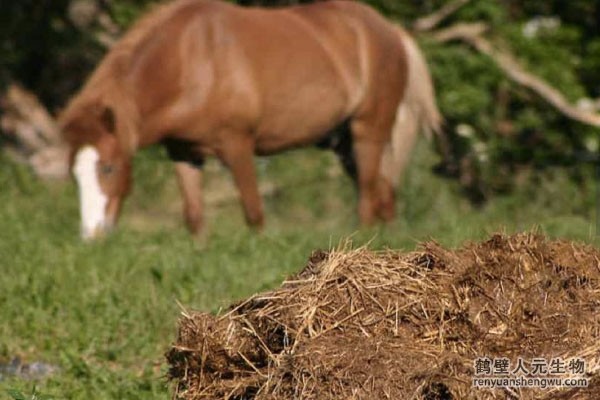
left=101, top=106, right=116, bottom=134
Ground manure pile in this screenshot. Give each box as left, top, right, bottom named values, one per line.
left=166, top=233, right=600, bottom=399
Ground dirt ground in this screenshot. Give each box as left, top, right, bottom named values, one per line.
left=166, top=232, right=600, bottom=399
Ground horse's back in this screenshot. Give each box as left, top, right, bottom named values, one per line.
left=220, top=3, right=369, bottom=148
left=218, top=1, right=407, bottom=149
left=98, top=0, right=408, bottom=151
left=311, top=1, right=408, bottom=120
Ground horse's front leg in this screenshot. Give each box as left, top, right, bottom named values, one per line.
left=352, top=139, right=386, bottom=225
left=218, top=134, right=264, bottom=229
left=174, top=162, right=204, bottom=235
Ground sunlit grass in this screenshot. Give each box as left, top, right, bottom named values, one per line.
left=0, top=140, right=596, bottom=399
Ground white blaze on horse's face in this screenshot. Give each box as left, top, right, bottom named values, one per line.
left=73, top=146, right=109, bottom=240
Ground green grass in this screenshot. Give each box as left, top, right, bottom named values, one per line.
left=0, top=140, right=597, bottom=399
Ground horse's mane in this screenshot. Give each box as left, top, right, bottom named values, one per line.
left=87, top=0, right=205, bottom=90
left=59, top=0, right=207, bottom=151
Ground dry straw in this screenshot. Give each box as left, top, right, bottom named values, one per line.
left=166, top=232, right=600, bottom=399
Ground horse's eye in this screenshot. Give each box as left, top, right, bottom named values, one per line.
left=100, top=164, right=115, bottom=175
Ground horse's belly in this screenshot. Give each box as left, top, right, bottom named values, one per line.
left=254, top=126, right=330, bottom=154
left=254, top=132, right=319, bottom=154
left=254, top=94, right=347, bottom=154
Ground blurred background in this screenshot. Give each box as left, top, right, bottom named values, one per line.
left=0, top=0, right=599, bottom=399
left=2, top=0, right=600, bottom=199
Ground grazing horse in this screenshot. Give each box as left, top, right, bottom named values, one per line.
left=60, top=0, right=442, bottom=240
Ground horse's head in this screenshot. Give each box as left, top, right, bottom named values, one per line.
left=61, top=103, right=133, bottom=240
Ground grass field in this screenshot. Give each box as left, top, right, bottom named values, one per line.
left=0, top=140, right=597, bottom=399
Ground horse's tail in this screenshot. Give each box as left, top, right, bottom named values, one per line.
left=380, top=29, right=444, bottom=187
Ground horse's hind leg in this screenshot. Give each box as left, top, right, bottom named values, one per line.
left=377, top=177, right=395, bottom=221
left=218, top=134, right=264, bottom=229
left=319, top=120, right=358, bottom=183
left=325, top=128, right=395, bottom=221
left=350, top=120, right=387, bottom=225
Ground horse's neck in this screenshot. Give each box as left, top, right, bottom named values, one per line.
left=88, top=70, right=141, bottom=154
left=110, top=87, right=140, bottom=154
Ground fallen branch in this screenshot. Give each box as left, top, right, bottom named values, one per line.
left=0, top=84, right=69, bottom=179
left=432, top=22, right=600, bottom=128
left=1, top=85, right=62, bottom=146
left=95, top=12, right=121, bottom=48
left=413, top=0, right=471, bottom=32
left=431, top=22, right=488, bottom=42
left=68, top=0, right=120, bottom=48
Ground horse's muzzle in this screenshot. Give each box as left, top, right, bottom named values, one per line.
left=81, top=221, right=113, bottom=241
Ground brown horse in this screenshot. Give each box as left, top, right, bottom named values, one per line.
left=60, top=0, right=442, bottom=240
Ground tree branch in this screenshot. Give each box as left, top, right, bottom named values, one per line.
left=1, top=85, right=62, bottom=146
left=432, top=22, right=600, bottom=128
left=413, top=0, right=471, bottom=32
left=0, top=84, right=69, bottom=179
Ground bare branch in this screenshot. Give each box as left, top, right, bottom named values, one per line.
left=413, top=0, right=471, bottom=32
left=432, top=23, right=600, bottom=128
left=68, top=0, right=120, bottom=48
left=2, top=85, right=63, bottom=145
left=29, top=146, right=70, bottom=180
left=96, top=12, right=121, bottom=48
left=432, top=22, right=488, bottom=42
left=1, top=84, right=69, bottom=179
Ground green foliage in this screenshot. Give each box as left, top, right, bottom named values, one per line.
left=454, top=0, right=507, bottom=26
left=109, top=1, right=155, bottom=27
left=387, top=0, right=600, bottom=197
left=580, top=37, right=600, bottom=96
left=0, top=1, right=102, bottom=107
